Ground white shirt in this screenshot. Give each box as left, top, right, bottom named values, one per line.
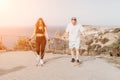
left=66, top=23, right=84, bottom=41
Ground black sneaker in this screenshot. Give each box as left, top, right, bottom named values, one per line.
left=77, top=59, right=82, bottom=64
left=76, top=59, right=80, bottom=63
left=71, top=58, right=75, bottom=63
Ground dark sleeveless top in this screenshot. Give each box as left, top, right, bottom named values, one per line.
left=36, top=26, right=45, bottom=34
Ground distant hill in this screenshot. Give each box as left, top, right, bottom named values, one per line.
left=53, top=25, right=120, bottom=56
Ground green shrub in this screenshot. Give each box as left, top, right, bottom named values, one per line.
left=97, top=46, right=110, bottom=55
left=112, top=28, right=120, bottom=33
left=100, top=38, right=109, bottom=44
left=85, top=39, right=93, bottom=45
left=110, top=38, right=120, bottom=56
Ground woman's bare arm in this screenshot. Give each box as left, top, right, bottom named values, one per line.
left=45, top=27, right=50, bottom=40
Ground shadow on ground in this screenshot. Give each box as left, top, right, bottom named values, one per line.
left=0, top=66, right=26, bottom=76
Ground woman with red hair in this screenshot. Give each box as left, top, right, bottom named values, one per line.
left=30, top=18, right=50, bottom=65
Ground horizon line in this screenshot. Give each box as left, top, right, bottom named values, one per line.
left=0, top=24, right=120, bottom=28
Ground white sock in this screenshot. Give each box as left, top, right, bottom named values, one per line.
left=76, top=50, right=79, bottom=60
left=71, top=50, right=75, bottom=59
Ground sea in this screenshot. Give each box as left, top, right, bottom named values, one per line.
left=0, top=26, right=64, bottom=50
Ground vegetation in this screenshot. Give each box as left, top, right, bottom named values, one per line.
left=0, top=42, right=6, bottom=50
left=48, top=38, right=69, bottom=54
left=112, top=28, right=120, bottom=33
left=85, top=39, right=93, bottom=45
left=14, top=37, right=36, bottom=51
left=1, top=26, right=120, bottom=57
left=100, top=38, right=109, bottom=44
left=109, top=38, right=120, bottom=56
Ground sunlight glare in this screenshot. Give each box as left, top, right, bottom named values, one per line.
left=0, top=0, right=9, bottom=10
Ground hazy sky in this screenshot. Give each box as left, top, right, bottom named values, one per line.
left=0, top=0, right=120, bottom=27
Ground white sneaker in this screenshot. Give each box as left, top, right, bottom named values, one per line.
left=40, top=59, right=44, bottom=65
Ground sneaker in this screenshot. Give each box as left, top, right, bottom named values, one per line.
left=76, top=59, right=80, bottom=63
left=40, top=59, right=44, bottom=65
left=71, top=58, right=75, bottom=63
left=76, top=59, right=82, bottom=64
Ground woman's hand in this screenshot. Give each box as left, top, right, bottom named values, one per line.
left=28, top=38, right=32, bottom=41
left=48, top=38, right=50, bottom=42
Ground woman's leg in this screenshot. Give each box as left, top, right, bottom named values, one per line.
left=40, top=37, right=46, bottom=59
left=35, top=37, right=41, bottom=65
left=36, top=37, right=41, bottom=55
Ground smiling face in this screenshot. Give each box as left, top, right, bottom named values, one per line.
left=71, top=17, right=77, bottom=26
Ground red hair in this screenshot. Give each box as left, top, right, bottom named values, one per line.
left=35, top=18, right=46, bottom=33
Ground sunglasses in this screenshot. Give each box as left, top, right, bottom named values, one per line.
left=71, top=18, right=77, bottom=20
